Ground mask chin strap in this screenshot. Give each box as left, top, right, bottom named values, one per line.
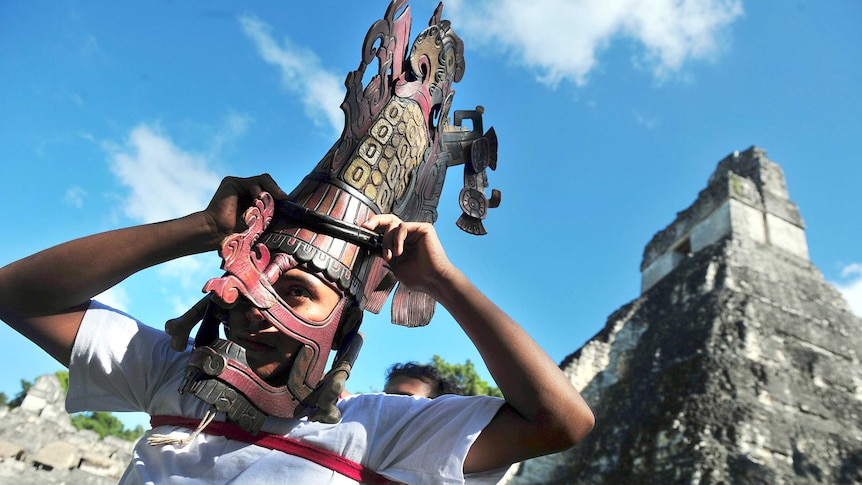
left=155, top=324, right=364, bottom=438
left=179, top=338, right=280, bottom=435
left=296, top=326, right=364, bottom=423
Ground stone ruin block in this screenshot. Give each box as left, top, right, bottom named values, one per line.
left=32, top=440, right=78, bottom=471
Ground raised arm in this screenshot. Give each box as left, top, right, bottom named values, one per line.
left=363, top=215, right=595, bottom=473
left=0, top=174, right=287, bottom=367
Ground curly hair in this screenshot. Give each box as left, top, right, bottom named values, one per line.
left=385, top=362, right=463, bottom=398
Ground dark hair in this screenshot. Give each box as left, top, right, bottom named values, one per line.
left=385, top=362, right=463, bottom=398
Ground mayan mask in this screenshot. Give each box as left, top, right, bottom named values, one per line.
left=164, top=0, right=501, bottom=434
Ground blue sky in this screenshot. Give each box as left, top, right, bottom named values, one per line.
left=1, top=0, right=860, bottom=430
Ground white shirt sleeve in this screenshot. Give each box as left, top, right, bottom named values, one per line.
left=66, top=300, right=191, bottom=415
left=332, top=393, right=509, bottom=484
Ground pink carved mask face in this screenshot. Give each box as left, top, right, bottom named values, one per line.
left=225, top=266, right=343, bottom=386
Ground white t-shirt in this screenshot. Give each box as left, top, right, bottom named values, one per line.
left=66, top=301, right=507, bottom=484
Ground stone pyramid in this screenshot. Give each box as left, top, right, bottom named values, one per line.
left=505, top=146, right=862, bottom=484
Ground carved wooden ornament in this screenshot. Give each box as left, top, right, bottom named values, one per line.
left=166, top=0, right=501, bottom=430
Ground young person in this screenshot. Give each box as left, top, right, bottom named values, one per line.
left=0, top=2, right=594, bottom=482
left=0, top=174, right=593, bottom=484
left=384, top=362, right=464, bottom=398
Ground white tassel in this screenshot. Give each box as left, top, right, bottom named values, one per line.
left=147, top=409, right=216, bottom=448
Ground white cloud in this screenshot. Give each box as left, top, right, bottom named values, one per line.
left=841, top=263, right=862, bottom=277
left=239, top=15, right=345, bottom=135
left=104, top=123, right=220, bottom=224
left=633, top=109, right=661, bottom=129
left=95, top=286, right=130, bottom=312
left=169, top=290, right=207, bottom=324
left=447, top=0, right=743, bottom=87
left=157, top=254, right=211, bottom=292
left=63, top=186, right=87, bottom=208
left=101, top=124, right=232, bottom=319
left=835, top=263, right=862, bottom=317
left=79, top=34, right=101, bottom=58
left=209, top=111, right=253, bottom=158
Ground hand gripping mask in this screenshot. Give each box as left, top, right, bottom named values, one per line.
left=163, top=0, right=501, bottom=434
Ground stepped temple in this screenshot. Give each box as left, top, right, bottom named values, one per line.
left=504, top=146, right=862, bottom=484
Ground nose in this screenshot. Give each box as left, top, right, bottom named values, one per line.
left=244, top=306, right=275, bottom=333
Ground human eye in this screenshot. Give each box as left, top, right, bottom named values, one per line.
left=271, top=269, right=341, bottom=322
left=278, top=284, right=312, bottom=302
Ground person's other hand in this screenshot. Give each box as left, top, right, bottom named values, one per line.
left=361, top=215, right=454, bottom=299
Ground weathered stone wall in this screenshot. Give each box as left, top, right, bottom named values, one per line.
left=0, top=374, right=135, bottom=484
left=641, top=147, right=810, bottom=292
left=504, top=148, right=862, bottom=484
left=507, top=237, right=861, bottom=484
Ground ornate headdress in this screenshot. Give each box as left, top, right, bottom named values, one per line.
left=164, top=0, right=500, bottom=434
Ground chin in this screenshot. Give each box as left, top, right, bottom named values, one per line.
left=245, top=357, right=276, bottom=378
left=251, top=361, right=290, bottom=386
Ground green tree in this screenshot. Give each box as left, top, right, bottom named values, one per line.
left=0, top=391, right=7, bottom=407
left=71, top=411, right=145, bottom=441
left=55, top=370, right=70, bottom=394
left=8, top=378, right=33, bottom=408
left=125, top=425, right=146, bottom=441
left=431, top=355, right=503, bottom=398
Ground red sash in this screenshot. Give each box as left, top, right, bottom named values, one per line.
left=150, top=415, right=403, bottom=485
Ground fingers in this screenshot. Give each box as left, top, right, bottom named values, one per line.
left=386, top=222, right=409, bottom=259
left=362, top=214, right=413, bottom=262
left=222, top=173, right=287, bottom=201
left=205, top=174, right=287, bottom=240
left=361, top=214, right=402, bottom=232
left=252, top=173, right=288, bottom=200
